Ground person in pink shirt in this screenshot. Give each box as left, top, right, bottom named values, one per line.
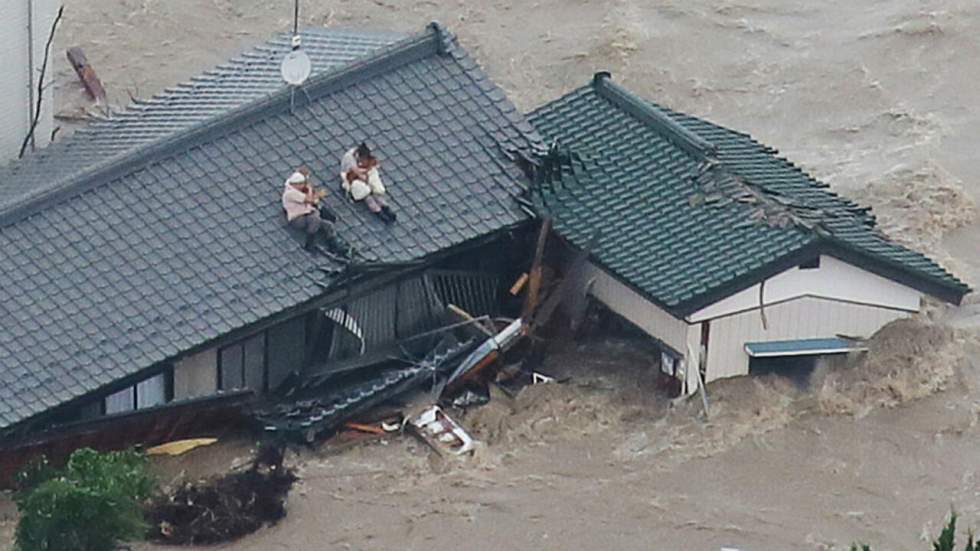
left=282, top=169, right=345, bottom=254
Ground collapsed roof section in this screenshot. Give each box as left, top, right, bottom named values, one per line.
left=528, top=73, right=969, bottom=316
left=0, top=23, right=541, bottom=432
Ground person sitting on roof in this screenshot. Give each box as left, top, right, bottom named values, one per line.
left=340, top=142, right=396, bottom=224
left=282, top=169, right=347, bottom=254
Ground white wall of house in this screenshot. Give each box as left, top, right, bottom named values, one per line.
left=684, top=322, right=703, bottom=394
left=687, top=254, right=923, bottom=382
left=701, top=295, right=910, bottom=381
left=688, top=255, right=922, bottom=322
left=584, top=256, right=925, bottom=394
left=0, top=0, right=59, bottom=163
left=583, top=261, right=689, bottom=355
left=173, top=314, right=307, bottom=400
left=581, top=262, right=702, bottom=393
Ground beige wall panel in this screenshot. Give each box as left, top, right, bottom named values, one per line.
left=173, top=348, right=218, bottom=400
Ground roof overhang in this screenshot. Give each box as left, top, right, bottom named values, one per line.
left=819, top=240, right=970, bottom=306
left=744, top=338, right=866, bottom=358
left=672, top=239, right=969, bottom=318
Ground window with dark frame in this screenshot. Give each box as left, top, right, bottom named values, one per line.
left=218, top=332, right=267, bottom=392
left=103, top=368, right=174, bottom=415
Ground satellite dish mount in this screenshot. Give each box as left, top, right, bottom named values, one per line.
left=280, top=0, right=311, bottom=87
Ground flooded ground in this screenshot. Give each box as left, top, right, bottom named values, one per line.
left=4, top=0, right=978, bottom=549
left=127, top=323, right=980, bottom=551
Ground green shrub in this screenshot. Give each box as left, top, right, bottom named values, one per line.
left=852, top=513, right=976, bottom=551
left=14, top=448, right=156, bottom=551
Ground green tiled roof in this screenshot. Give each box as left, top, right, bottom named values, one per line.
left=528, top=73, right=969, bottom=315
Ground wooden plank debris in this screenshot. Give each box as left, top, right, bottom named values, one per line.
left=342, top=421, right=387, bottom=435
left=146, top=437, right=218, bottom=456
left=521, top=218, right=552, bottom=321
left=447, top=303, right=494, bottom=337
left=509, top=272, right=529, bottom=295
left=66, top=47, right=107, bottom=102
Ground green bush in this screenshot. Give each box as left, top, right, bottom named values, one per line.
left=852, top=513, right=976, bottom=551
left=14, top=448, right=156, bottom=551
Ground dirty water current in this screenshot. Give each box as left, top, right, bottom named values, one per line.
left=2, top=0, right=980, bottom=549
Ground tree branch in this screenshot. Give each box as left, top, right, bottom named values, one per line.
left=19, top=5, right=65, bottom=159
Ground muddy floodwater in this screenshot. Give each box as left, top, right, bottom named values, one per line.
left=3, top=1, right=980, bottom=550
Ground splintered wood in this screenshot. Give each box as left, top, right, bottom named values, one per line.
left=521, top=218, right=552, bottom=320
left=67, top=47, right=107, bottom=102
left=509, top=272, right=529, bottom=295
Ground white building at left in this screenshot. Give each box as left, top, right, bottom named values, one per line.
left=0, top=0, right=60, bottom=163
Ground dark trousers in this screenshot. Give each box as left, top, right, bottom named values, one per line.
left=289, top=212, right=335, bottom=238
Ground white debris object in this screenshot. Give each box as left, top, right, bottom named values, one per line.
left=409, top=405, right=476, bottom=456
left=532, top=371, right=555, bottom=384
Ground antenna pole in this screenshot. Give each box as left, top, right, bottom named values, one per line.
left=293, top=0, right=299, bottom=36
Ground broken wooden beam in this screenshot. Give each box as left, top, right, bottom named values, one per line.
left=66, top=47, right=107, bottom=102
left=530, top=242, right=590, bottom=333
left=445, top=349, right=500, bottom=395
left=447, top=303, right=495, bottom=337
left=509, top=272, right=529, bottom=295
left=521, top=218, right=552, bottom=321
left=342, top=421, right=386, bottom=435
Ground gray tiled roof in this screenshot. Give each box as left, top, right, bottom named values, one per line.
left=0, top=27, right=405, bottom=214
left=529, top=74, right=968, bottom=315
left=0, top=23, right=539, bottom=431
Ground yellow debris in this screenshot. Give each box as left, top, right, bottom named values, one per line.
left=146, top=438, right=217, bottom=457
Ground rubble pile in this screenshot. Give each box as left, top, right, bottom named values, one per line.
left=146, top=446, right=297, bottom=545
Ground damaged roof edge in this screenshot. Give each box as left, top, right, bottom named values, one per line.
left=0, top=23, right=449, bottom=228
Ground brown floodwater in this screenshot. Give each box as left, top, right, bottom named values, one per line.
left=3, top=1, right=979, bottom=549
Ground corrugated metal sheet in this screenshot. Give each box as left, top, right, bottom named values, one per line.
left=326, top=270, right=499, bottom=362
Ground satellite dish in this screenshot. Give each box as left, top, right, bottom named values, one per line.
left=281, top=49, right=312, bottom=86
